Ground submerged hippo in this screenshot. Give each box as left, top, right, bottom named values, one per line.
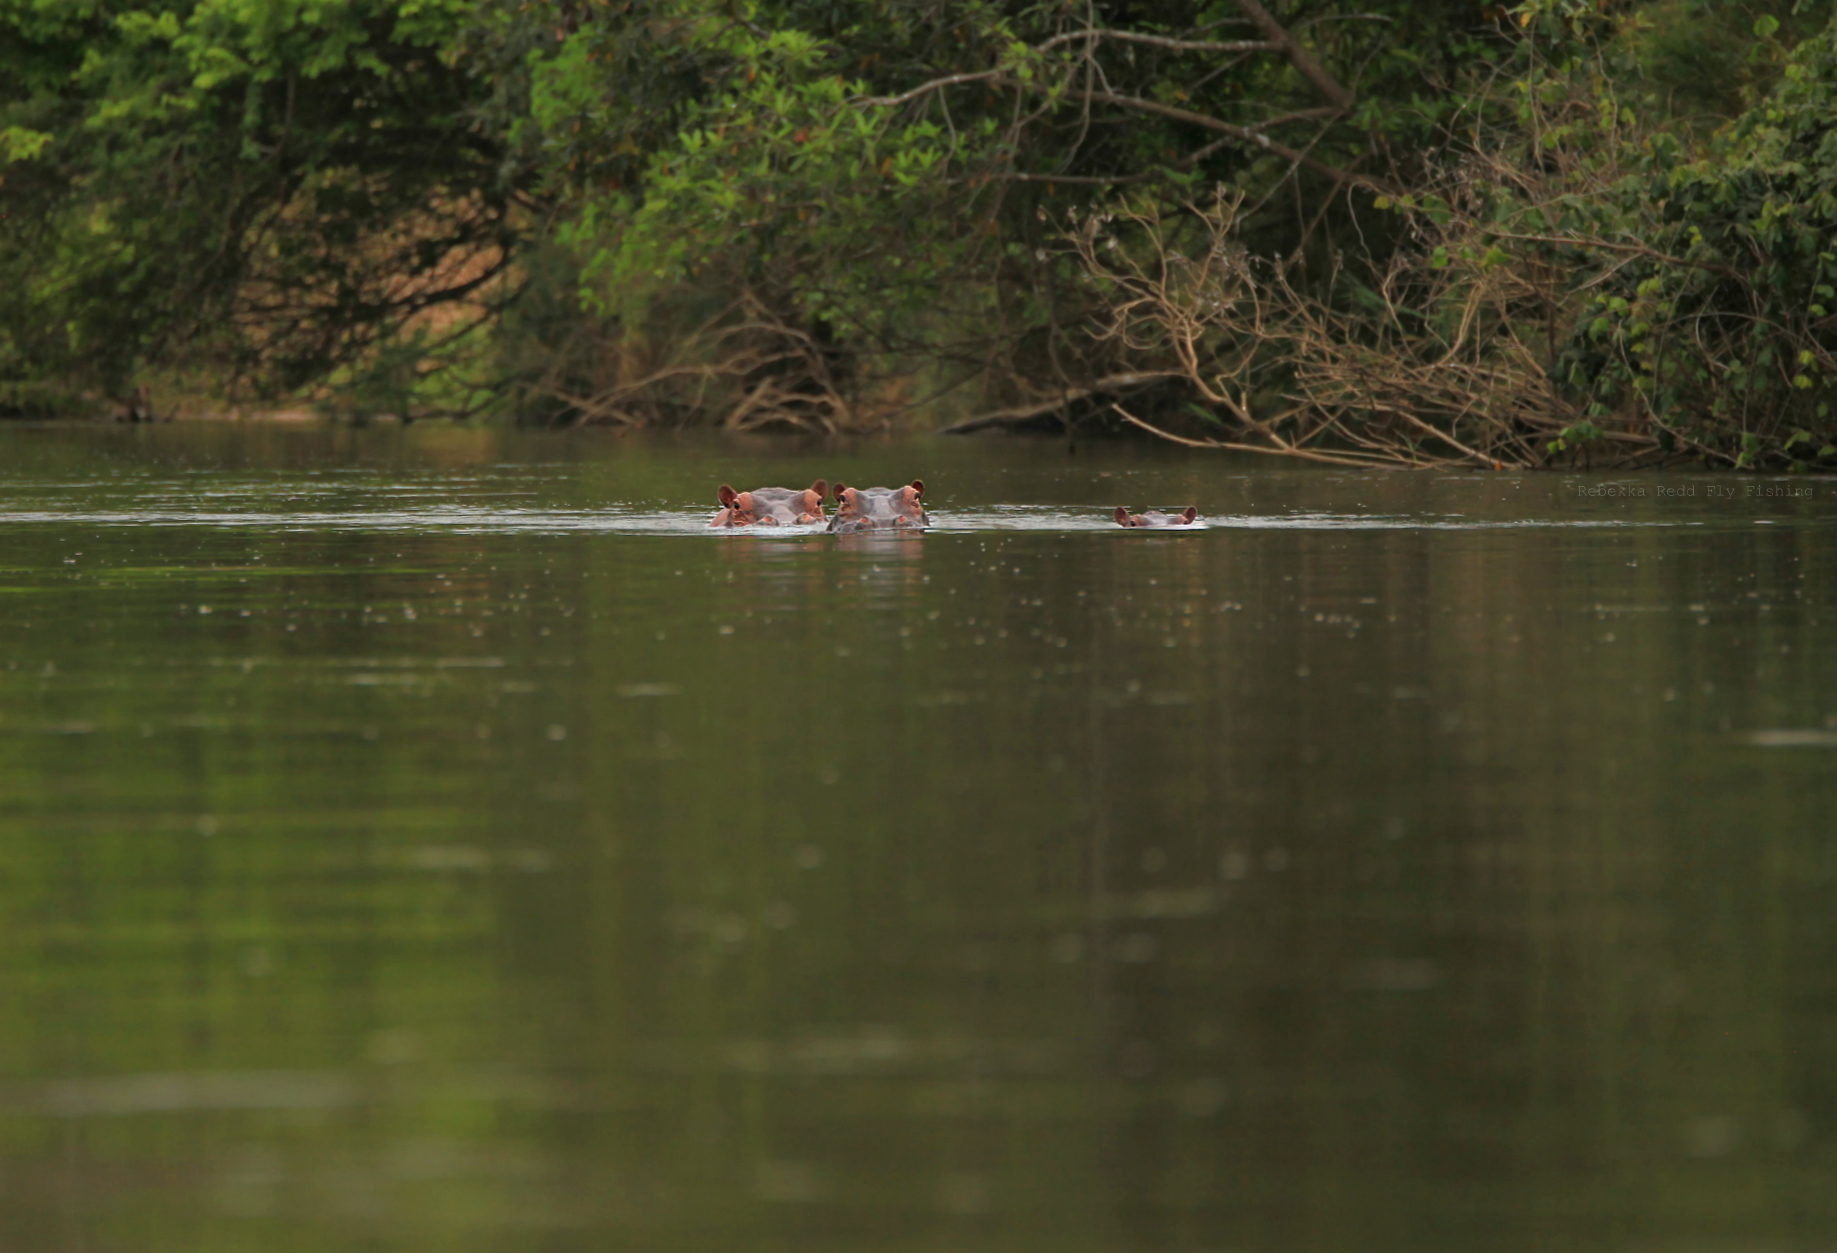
left=710, top=480, right=830, bottom=527
left=1115, top=506, right=1199, bottom=528
left=828, top=481, right=930, bottom=533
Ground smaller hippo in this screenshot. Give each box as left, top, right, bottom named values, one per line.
left=1115, top=506, right=1199, bottom=528
left=828, top=481, right=930, bottom=533
left=710, top=480, right=830, bottom=527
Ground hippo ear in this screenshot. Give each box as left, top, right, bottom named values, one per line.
left=909, top=480, right=924, bottom=498
left=718, top=485, right=738, bottom=507
left=831, top=481, right=847, bottom=500
left=1181, top=506, right=1198, bottom=523
left=1114, top=507, right=1132, bottom=526
left=810, top=479, right=828, bottom=499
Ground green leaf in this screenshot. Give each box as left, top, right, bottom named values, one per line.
left=0, top=127, right=53, bottom=163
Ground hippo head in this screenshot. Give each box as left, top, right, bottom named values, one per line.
left=712, top=480, right=829, bottom=527
left=828, top=480, right=930, bottom=532
left=1115, top=505, right=1199, bottom=528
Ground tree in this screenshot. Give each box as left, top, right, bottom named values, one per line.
left=511, top=0, right=1514, bottom=429
left=1, top=0, right=527, bottom=406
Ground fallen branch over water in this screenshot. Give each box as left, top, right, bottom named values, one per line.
left=1064, top=188, right=1594, bottom=469
left=1113, top=405, right=1404, bottom=468
left=936, top=373, right=1184, bottom=434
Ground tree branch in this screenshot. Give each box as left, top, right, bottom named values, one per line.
left=1478, top=227, right=1744, bottom=280
left=1069, top=87, right=1399, bottom=194
left=938, top=373, right=1186, bottom=434
left=1231, top=0, right=1356, bottom=112
left=1115, top=405, right=1399, bottom=467
left=989, top=170, right=1163, bottom=185
left=1038, top=30, right=1280, bottom=56
left=854, top=71, right=1004, bottom=109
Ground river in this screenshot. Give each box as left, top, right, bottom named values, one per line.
left=1, top=423, right=1833, bottom=1250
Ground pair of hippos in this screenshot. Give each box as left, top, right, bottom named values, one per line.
left=710, top=480, right=1200, bottom=531
left=712, top=480, right=929, bottom=533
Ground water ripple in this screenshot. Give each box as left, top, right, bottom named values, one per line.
left=0, top=502, right=1715, bottom=535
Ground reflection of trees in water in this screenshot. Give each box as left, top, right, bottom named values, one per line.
left=1005, top=524, right=1837, bottom=1249
left=6, top=512, right=1837, bottom=1250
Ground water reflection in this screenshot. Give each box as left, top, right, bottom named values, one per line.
left=0, top=426, right=1834, bottom=1252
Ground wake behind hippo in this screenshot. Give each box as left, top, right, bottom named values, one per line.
left=710, top=480, right=829, bottom=527
left=1115, top=506, right=1199, bottom=528
left=828, top=481, right=930, bottom=533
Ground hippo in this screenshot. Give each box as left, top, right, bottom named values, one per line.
left=710, top=480, right=830, bottom=527
left=828, top=481, right=930, bottom=533
left=1115, top=506, right=1199, bottom=528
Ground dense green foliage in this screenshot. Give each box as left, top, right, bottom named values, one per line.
left=1348, top=0, right=1837, bottom=468
left=0, top=0, right=523, bottom=400
left=493, top=0, right=1517, bottom=429
left=522, top=0, right=1494, bottom=331
left=3, top=0, right=1836, bottom=465
left=1559, top=11, right=1837, bottom=465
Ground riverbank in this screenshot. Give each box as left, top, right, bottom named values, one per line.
left=8, top=3, right=1833, bottom=469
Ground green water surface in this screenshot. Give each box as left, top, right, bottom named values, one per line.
left=1, top=424, right=1834, bottom=1252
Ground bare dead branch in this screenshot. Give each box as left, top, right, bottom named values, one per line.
left=1115, top=406, right=1401, bottom=467
left=1477, top=227, right=1745, bottom=280
left=937, top=372, right=1187, bottom=433
left=1061, top=187, right=1578, bottom=469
